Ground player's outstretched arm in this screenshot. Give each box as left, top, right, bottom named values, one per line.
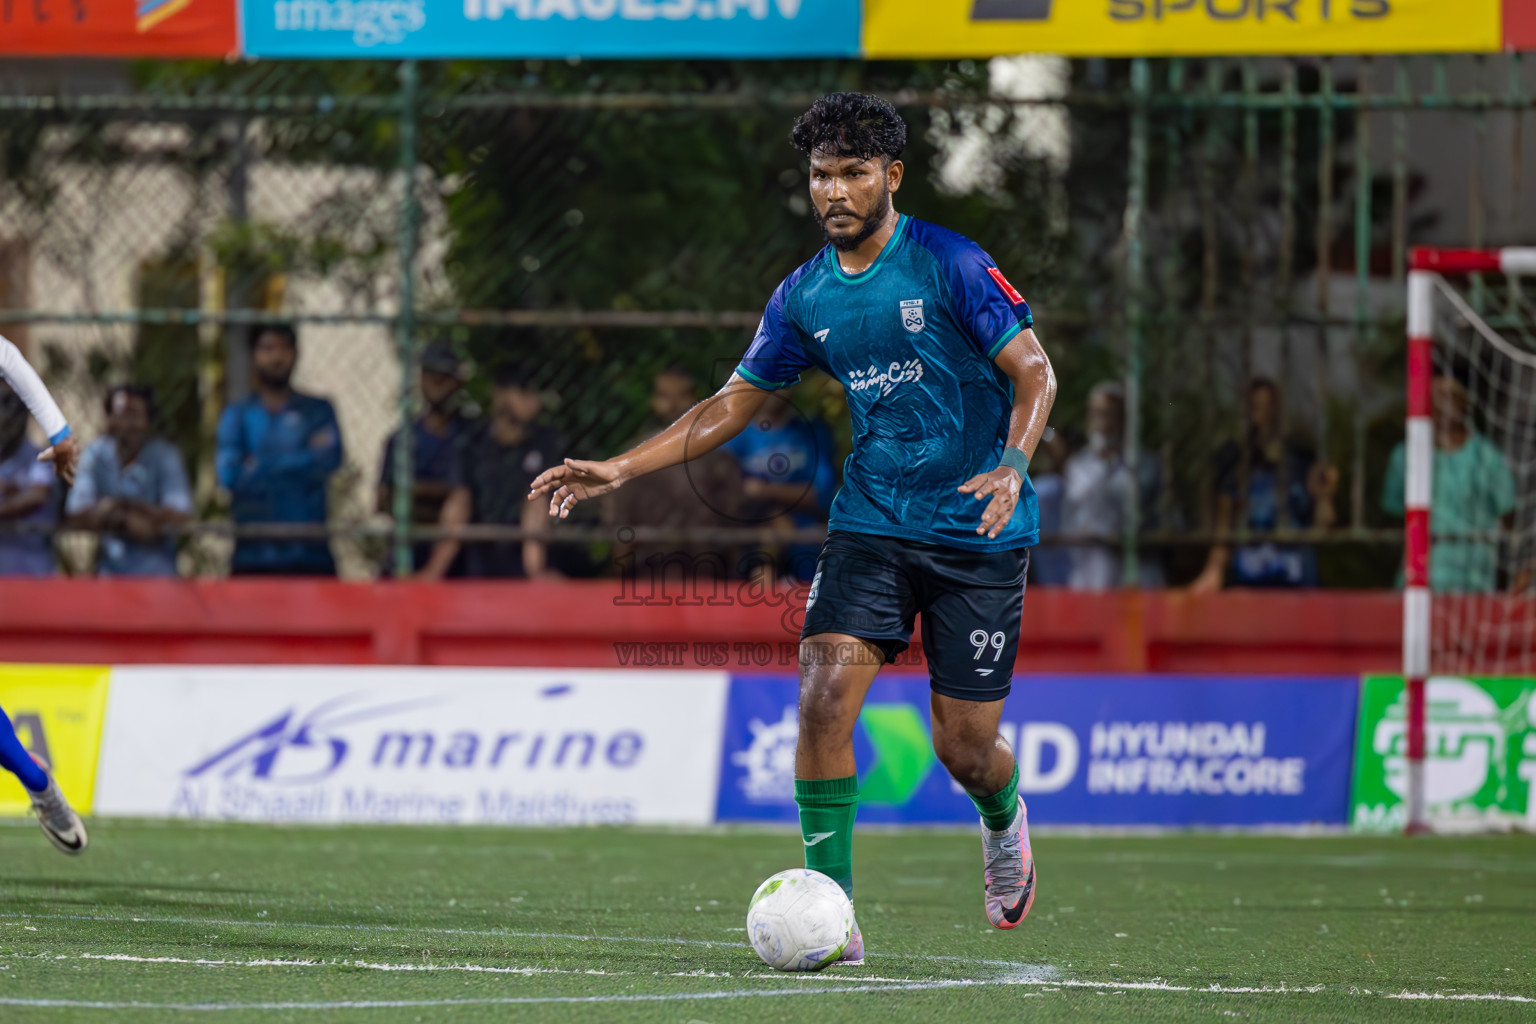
left=0, top=335, right=77, bottom=485
left=528, top=373, right=771, bottom=520
left=959, top=328, right=1056, bottom=539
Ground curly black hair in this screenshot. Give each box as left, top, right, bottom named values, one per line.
left=791, top=92, right=908, bottom=163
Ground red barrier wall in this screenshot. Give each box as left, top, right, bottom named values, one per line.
left=0, top=579, right=1402, bottom=675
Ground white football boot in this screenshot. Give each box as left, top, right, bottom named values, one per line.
left=28, top=758, right=87, bottom=855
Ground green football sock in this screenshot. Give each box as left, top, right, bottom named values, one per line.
left=795, top=775, right=858, bottom=901
left=969, top=763, right=1020, bottom=832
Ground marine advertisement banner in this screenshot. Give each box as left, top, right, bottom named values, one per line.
left=718, top=673, right=1358, bottom=826
left=94, top=666, right=730, bottom=825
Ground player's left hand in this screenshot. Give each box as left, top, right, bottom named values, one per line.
left=38, top=436, right=78, bottom=487
left=959, top=467, right=1022, bottom=539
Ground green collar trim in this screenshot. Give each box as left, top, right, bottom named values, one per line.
left=826, top=214, right=909, bottom=285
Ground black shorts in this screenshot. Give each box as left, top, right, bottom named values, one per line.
left=800, top=530, right=1030, bottom=702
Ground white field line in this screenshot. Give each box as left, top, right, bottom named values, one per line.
left=3, top=980, right=1536, bottom=1012
left=0, top=984, right=1021, bottom=1012
left=5, top=953, right=981, bottom=987
left=5, top=914, right=1533, bottom=1006
left=1387, top=991, right=1536, bottom=1003
left=4, top=950, right=1534, bottom=1007
left=0, top=911, right=1033, bottom=971
left=7, top=953, right=624, bottom=977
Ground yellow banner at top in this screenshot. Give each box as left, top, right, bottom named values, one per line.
left=863, top=0, right=1503, bottom=58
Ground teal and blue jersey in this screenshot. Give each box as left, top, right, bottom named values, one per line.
left=735, top=214, right=1038, bottom=552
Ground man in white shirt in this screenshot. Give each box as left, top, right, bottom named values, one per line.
left=1061, top=381, right=1165, bottom=590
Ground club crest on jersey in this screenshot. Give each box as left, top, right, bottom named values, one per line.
left=900, top=299, right=926, bottom=334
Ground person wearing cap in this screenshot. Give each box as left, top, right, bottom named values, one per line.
left=378, top=342, right=474, bottom=576
left=417, top=362, right=563, bottom=580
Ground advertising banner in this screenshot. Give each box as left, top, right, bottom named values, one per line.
left=241, top=0, right=861, bottom=59
left=1350, top=675, right=1536, bottom=832
left=0, top=665, right=110, bottom=816
left=95, top=667, right=729, bottom=825
left=719, top=673, right=1357, bottom=826
left=1509, top=1, right=1536, bottom=51
left=0, top=0, right=238, bottom=57
left=863, top=0, right=1503, bottom=58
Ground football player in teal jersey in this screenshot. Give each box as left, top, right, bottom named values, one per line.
left=529, top=93, right=1055, bottom=962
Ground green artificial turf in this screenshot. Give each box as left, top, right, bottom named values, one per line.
left=0, top=820, right=1531, bottom=1023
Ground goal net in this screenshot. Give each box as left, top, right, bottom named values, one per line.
left=1399, top=247, right=1536, bottom=833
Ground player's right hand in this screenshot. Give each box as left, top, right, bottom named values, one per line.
left=38, top=436, right=78, bottom=487
left=528, top=458, right=624, bottom=519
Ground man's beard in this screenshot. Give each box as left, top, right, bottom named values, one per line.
left=256, top=368, right=293, bottom=390
left=815, top=186, right=892, bottom=253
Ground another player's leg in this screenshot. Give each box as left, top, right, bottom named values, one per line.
left=796, top=633, right=882, bottom=964
left=931, top=695, right=1033, bottom=928
left=0, top=702, right=87, bottom=854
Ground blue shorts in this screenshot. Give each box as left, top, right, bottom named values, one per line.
left=800, top=530, right=1030, bottom=702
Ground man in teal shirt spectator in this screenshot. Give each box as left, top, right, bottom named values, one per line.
left=216, top=324, right=343, bottom=576
left=1382, top=371, right=1517, bottom=592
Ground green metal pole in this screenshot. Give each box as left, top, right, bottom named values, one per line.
left=1354, top=61, right=1373, bottom=534
left=1123, top=57, right=1149, bottom=587
left=392, top=59, right=421, bottom=578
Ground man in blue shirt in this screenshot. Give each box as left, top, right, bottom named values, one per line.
left=378, top=342, right=473, bottom=576
left=216, top=324, right=343, bottom=576
left=66, top=386, right=191, bottom=577
left=724, top=395, right=838, bottom=583
left=0, top=382, right=57, bottom=577
left=529, top=94, right=1056, bottom=959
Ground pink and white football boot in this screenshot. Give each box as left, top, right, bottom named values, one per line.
left=981, top=798, right=1035, bottom=929
left=834, top=907, right=864, bottom=965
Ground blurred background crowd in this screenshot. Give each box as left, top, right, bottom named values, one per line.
left=0, top=54, right=1531, bottom=592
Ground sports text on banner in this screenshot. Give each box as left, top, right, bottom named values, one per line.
left=863, top=0, right=1503, bottom=58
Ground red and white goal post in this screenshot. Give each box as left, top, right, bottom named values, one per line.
left=1403, top=246, right=1536, bottom=834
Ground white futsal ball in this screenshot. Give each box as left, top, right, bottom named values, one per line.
left=746, top=868, right=853, bottom=972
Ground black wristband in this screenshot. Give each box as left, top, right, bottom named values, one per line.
left=998, top=447, right=1029, bottom=480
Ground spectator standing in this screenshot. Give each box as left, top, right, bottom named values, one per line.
left=1025, top=427, right=1070, bottom=586
left=1192, top=378, right=1337, bottom=591
left=0, top=381, right=56, bottom=577
left=1060, top=382, right=1164, bottom=590
left=418, top=364, right=561, bottom=580
left=378, top=342, right=473, bottom=576
left=216, top=324, right=343, bottom=577
left=1382, top=371, right=1517, bottom=592
left=65, top=386, right=191, bottom=577
left=607, top=365, right=742, bottom=583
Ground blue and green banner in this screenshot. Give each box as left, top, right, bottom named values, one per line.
left=241, top=0, right=862, bottom=59
left=717, top=673, right=1358, bottom=827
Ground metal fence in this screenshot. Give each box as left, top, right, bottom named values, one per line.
left=0, top=55, right=1531, bottom=584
